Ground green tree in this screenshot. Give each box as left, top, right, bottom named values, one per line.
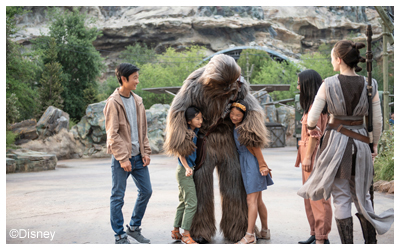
left=36, top=7, right=106, bottom=119
left=119, top=43, right=157, bottom=65
left=237, top=49, right=271, bottom=83
left=252, top=58, right=300, bottom=101
left=83, top=83, right=99, bottom=105
left=6, top=93, right=20, bottom=126
left=38, top=38, right=64, bottom=114
left=97, top=75, right=120, bottom=101
left=300, top=45, right=336, bottom=80
left=6, top=7, right=42, bottom=121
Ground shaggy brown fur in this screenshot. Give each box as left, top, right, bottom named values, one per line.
left=164, top=54, right=268, bottom=242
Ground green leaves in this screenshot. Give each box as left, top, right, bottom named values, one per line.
left=374, top=124, right=394, bottom=181
left=44, top=7, right=105, bottom=119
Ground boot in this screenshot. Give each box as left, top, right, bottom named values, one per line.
left=335, top=217, right=353, bottom=244
left=356, top=213, right=377, bottom=244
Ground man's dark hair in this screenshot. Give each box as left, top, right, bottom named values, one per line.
left=185, top=106, right=201, bottom=122
left=115, top=63, right=140, bottom=86
left=298, top=69, right=328, bottom=115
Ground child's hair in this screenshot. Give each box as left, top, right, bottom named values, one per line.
left=333, top=40, right=366, bottom=72
left=230, top=99, right=248, bottom=122
left=185, top=106, right=201, bottom=123
left=298, top=69, right=328, bottom=115
left=115, top=63, right=140, bottom=86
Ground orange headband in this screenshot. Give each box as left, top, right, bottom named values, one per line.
left=232, top=102, right=246, bottom=112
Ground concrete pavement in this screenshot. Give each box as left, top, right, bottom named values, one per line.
left=6, top=146, right=394, bottom=244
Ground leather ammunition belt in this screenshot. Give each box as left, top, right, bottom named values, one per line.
left=326, top=118, right=369, bottom=144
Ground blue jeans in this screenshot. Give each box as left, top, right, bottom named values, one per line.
left=110, top=154, right=152, bottom=237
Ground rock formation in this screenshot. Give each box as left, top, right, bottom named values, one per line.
left=6, top=149, right=57, bottom=173
left=36, top=106, right=70, bottom=139
left=13, top=6, right=387, bottom=79
left=9, top=119, right=38, bottom=145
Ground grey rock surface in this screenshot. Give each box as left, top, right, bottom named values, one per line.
left=36, top=106, right=70, bottom=139
left=9, top=119, right=38, bottom=145
left=6, top=149, right=57, bottom=173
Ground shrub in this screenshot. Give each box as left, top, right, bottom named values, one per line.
left=6, top=130, right=18, bottom=149
left=374, top=124, right=394, bottom=181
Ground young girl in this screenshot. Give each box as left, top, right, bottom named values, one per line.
left=230, top=100, right=274, bottom=244
left=295, top=69, right=332, bottom=244
left=171, top=106, right=202, bottom=244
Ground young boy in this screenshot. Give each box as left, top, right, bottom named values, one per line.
left=171, top=106, right=202, bottom=244
left=104, top=63, right=152, bottom=244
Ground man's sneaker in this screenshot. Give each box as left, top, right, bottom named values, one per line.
left=126, top=225, right=151, bottom=243
left=115, top=235, right=130, bottom=244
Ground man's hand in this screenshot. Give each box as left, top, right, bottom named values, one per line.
left=121, top=160, right=132, bottom=172
left=302, top=157, right=312, bottom=172
left=185, top=167, right=193, bottom=177
left=142, top=155, right=151, bottom=167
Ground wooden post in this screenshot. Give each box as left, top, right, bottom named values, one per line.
left=382, top=23, right=390, bottom=130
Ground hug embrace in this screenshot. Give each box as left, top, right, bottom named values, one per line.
left=104, top=39, right=393, bottom=244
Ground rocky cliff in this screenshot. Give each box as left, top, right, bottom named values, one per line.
left=14, top=6, right=386, bottom=77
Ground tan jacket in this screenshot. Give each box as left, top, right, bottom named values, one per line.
left=103, top=88, right=151, bottom=164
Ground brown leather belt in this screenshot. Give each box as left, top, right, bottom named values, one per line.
left=326, top=118, right=369, bottom=144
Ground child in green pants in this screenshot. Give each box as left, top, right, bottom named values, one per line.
left=171, top=106, right=202, bottom=244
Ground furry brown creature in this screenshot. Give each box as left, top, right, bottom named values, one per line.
left=164, top=54, right=268, bottom=242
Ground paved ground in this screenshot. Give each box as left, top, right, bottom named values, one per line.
left=6, top=146, right=394, bottom=244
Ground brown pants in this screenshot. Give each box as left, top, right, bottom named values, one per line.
left=302, top=169, right=333, bottom=240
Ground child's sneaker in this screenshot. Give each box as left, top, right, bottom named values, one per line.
left=115, top=235, right=130, bottom=244
left=126, top=225, right=151, bottom=243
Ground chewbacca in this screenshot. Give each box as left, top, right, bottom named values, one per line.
left=164, top=54, right=268, bottom=242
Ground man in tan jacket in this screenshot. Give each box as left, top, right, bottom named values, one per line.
left=103, top=63, right=152, bottom=244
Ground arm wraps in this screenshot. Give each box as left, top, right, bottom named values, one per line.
left=372, top=99, right=382, bottom=144
left=307, top=96, right=326, bottom=129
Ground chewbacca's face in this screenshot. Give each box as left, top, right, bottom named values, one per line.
left=201, top=54, right=242, bottom=100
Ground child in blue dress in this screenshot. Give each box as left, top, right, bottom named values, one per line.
left=230, top=99, right=274, bottom=244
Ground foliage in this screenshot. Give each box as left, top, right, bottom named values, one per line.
left=83, top=83, right=99, bottom=104
left=300, top=44, right=336, bottom=80
left=68, top=118, right=79, bottom=130
left=374, top=124, right=394, bottom=181
left=237, top=49, right=271, bottom=83
left=252, top=58, right=300, bottom=101
left=6, top=93, right=20, bottom=126
left=119, top=43, right=157, bottom=66
left=34, top=7, right=106, bottom=120
left=37, top=38, right=64, bottom=116
left=97, top=75, right=120, bottom=101
left=6, top=7, right=42, bottom=121
left=6, top=130, right=18, bottom=149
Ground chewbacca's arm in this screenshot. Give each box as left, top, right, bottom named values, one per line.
left=163, top=83, right=197, bottom=157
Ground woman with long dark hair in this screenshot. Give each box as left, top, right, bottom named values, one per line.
left=298, top=40, right=394, bottom=244
left=295, top=69, right=332, bottom=244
